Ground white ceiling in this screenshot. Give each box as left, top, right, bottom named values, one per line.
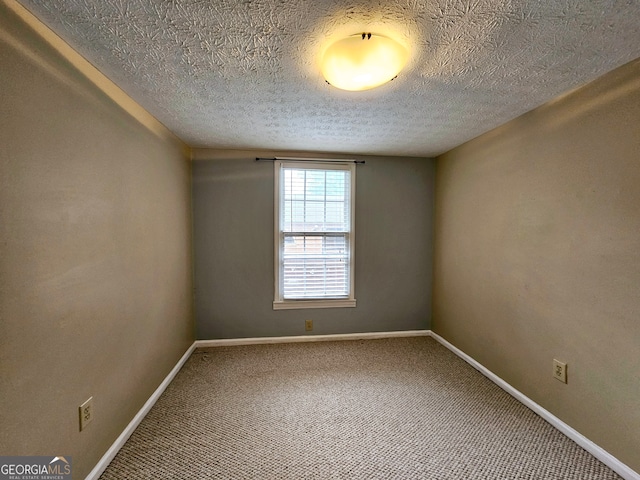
left=18, top=0, right=640, bottom=157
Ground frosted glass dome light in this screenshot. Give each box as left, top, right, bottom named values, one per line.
left=321, top=33, right=409, bottom=91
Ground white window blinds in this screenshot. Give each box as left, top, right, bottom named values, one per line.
left=274, top=161, right=356, bottom=308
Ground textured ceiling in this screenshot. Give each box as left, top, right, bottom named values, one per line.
left=17, top=0, right=640, bottom=157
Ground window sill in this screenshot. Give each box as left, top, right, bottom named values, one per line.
left=273, top=299, right=357, bottom=310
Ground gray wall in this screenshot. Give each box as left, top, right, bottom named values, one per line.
left=433, top=58, right=640, bottom=472
left=0, top=5, right=194, bottom=479
left=192, top=150, right=434, bottom=339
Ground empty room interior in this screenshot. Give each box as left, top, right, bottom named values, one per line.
left=1, top=0, right=639, bottom=478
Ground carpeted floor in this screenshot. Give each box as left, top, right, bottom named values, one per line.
left=100, top=337, right=622, bottom=479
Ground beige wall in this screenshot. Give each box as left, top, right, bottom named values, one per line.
left=434, top=58, right=640, bottom=472
left=0, top=4, right=194, bottom=478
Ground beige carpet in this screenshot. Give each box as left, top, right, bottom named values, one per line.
left=100, top=337, right=622, bottom=479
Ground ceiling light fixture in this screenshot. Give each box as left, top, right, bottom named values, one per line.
left=321, top=33, right=408, bottom=92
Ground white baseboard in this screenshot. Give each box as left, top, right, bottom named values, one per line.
left=87, top=330, right=638, bottom=480
left=86, top=330, right=428, bottom=478
left=85, top=342, right=196, bottom=480
left=428, top=331, right=640, bottom=480
left=194, top=329, right=430, bottom=348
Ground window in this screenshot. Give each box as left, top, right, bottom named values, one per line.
left=273, top=160, right=356, bottom=310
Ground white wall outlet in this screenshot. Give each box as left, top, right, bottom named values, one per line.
left=553, top=359, right=567, bottom=383
left=79, top=396, right=94, bottom=431
left=305, top=319, right=313, bottom=331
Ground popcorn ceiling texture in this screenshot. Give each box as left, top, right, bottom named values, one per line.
left=18, top=0, right=640, bottom=157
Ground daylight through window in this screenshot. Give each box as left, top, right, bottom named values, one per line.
left=274, top=161, right=356, bottom=310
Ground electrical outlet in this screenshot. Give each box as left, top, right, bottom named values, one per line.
left=305, top=319, right=313, bottom=331
left=79, top=397, right=94, bottom=431
left=553, top=359, right=567, bottom=384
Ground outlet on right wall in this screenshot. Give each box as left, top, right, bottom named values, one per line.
left=433, top=57, right=640, bottom=473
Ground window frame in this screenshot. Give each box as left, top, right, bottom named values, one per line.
left=273, top=160, right=356, bottom=310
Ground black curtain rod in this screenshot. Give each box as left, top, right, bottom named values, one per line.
left=255, top=157, right=365, bottom=165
